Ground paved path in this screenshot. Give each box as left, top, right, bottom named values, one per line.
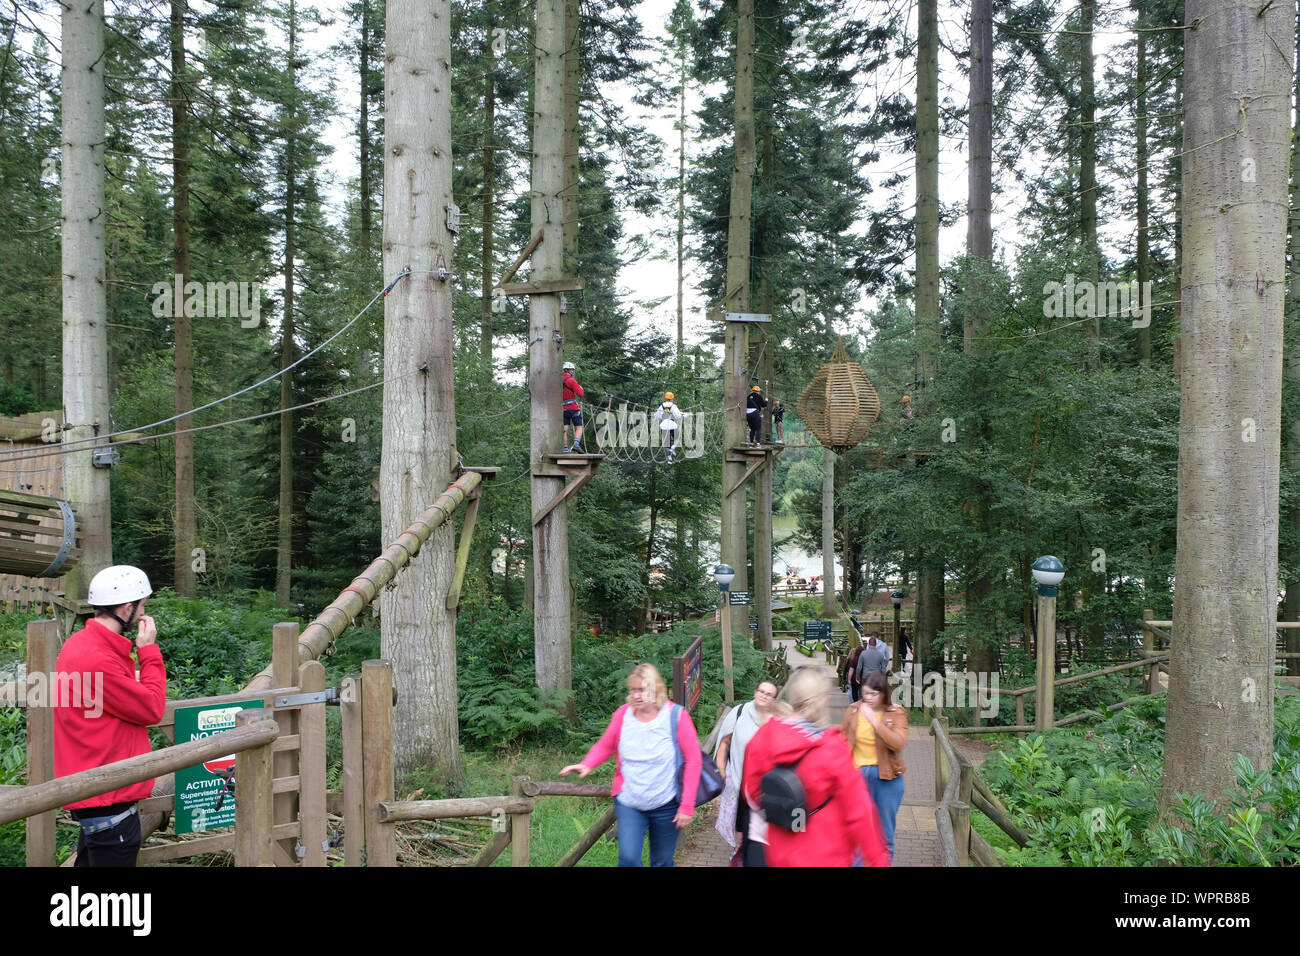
left=676, top=671, right=946, bottom=866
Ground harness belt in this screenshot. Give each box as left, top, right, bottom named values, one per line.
left=76, top=804, right=137, bottom=835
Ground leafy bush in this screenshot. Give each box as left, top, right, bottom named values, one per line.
left=982, top=692, right=1300, bottom=866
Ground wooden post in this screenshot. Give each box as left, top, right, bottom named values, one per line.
left=234, top=708, right=276, bottom=866
left=721, top=597, right=734, bottom=703
left=557, top=804, right=617, bottom=867
left=25, top=620, right=57, bottom=867
left=297, top=659, right=326, bottom=866
left=954, top=755, right=973, bottom=866
left=934, top=714, right=949, bottom=802
left=1143, top=609, right=1161, bottom=693
left=509, top=776, right=530, bottom=867
left=1015, top=692, right=1025, bottom=737
left=1035, top=593, right=1056, bottom=732
left=271, top=622, right=300, bottom=865
left=361, top=660, right=396, bottom=866
left=340, top=675, right=364, bottom=867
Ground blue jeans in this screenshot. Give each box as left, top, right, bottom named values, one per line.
left=862, top=765, right=904, bottom=855
left=614, top=796, right=679, bottom=867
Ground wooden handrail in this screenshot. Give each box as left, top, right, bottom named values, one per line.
left=378, top=796, right=535, bottom=822
left=930, top=718, right=962, bottom=867
left=0, top=718, right=279, bottom=827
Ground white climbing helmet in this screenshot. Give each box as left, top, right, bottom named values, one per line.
left=88, top=565, right=153, bottom=606
left=563, top=362, right=575, bottom=371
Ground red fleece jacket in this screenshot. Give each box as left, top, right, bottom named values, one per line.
left=742, top=716, right=891, bottom=867
left=53, top=618, right=167, bottom=810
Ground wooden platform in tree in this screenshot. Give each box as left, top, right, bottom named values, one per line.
left=531, top=452, right=605, bottom=525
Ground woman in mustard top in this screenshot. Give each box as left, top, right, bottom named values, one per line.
left=840, top=672, right=908, bottom=853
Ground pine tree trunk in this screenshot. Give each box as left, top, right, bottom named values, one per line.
left=822, top=449, right=835, bottom=616
left=1135, top=20, right=1151, bottom=365
left=914, top=0, right=942, bottom=670
left=915, top=0, right=939, bottom=387
left=1079, top=0, right=1099, bottom=351
left=61, top=0, right=112, bottom=596
left=560, top=0, right=579, bottom=342
left=1160, top=0, right=1288, bottom=812
left=381, top=0, right=461, bottom=779
left=276, top=0, right=298, bottom=607
left=171, top=0, right=196, bottom=596
left=530, top=0, right=573, bottom=707
left=1283, top=5, right=1300, bottom=677
left=480, top=67, right=495, bottom=372
left=963, top=0, right=995, bottom=678
left=676, top=46, right=687, bottom=353
left=754, top=276, right=774, bottom=652
left=721, top=0, right=755, bottom=599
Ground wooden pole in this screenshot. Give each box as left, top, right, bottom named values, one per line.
left=721, top=595, right=734, bottom=703
left=509, top=776, right=530, bottom=867
left=361, top=660, right=396, bottom=866
left=954, top=754, right=973, bottom=866
left=271, top=622, right=300, bottom=866
left=1035, top=593, right=1056, bottom=732
left=297, top=659, right=326, bottom=866
left=557, top=804, right=616, bottom=867
left=340, top=674, right=364, bottom=867
left=25, top=620, right=57, bottom=866
left=234, top=708, right=276, bottom=866
left=378, top=796, right=535, bottom=822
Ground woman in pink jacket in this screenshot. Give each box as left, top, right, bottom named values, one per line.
left=561, top=663, right=702, bottom=866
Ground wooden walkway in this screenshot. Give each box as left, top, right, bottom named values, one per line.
left=677, top=640, right=945, bottom=866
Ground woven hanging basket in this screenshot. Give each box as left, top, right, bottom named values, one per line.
left=796, top=338, right=881, bottom=454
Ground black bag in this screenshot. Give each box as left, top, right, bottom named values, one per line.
left=760, top=750, right=832, bottom=830
left=671, top=705, right=725, bottom=805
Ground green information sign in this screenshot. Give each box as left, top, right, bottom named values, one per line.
left=803, top=620, right=832, bottom=641
left=728, top=590, right=750, bottom=606
left=173, top=700, right=263, bottom=835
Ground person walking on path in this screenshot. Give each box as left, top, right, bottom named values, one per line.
left=655, top=392, right=683, bottom=463
left=54, top=565, right=166, bottom=867
left=562, top=361, right=585, bottom=452
left=746, top=385, right=766, bottom=445
left=714, top=681, right=779, bottom=865
left=560, top=663, right=701, bottom=866
left=841, top=672, right=907, bottom=854
left=845, top=643, right=865, bottom=702
left=742, top=666, right=890, bottom=867
left=854, top=632, right=890, bottom=686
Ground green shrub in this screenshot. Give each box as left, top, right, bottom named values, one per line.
left=983, top=692, right=1300, bottom=866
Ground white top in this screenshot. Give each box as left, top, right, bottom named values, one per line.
left=655, top=402, right=683, bottom=426
left=618, top=704, right=678, bottom=811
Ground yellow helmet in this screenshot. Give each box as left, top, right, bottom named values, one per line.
left=664, top=392, right=674, bottom=401
left=902, top=394, right=911, bottom=402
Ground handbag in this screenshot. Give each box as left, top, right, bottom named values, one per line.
left=671, top=704, right=726, bottom=805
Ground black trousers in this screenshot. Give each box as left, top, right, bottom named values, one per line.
left=747, top=412, right=762, bottom=444
left=73, top=803, right=141, bottom=867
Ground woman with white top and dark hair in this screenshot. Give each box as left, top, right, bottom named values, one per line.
left=560, top=663, right=702, bottom=866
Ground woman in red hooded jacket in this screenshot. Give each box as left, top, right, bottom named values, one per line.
left=742, top=666, right=891, bottom=867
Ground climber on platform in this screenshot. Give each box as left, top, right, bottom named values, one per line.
left=563, top=361, right=585, bottom=453
left=746, top=385, right=766, bottom=446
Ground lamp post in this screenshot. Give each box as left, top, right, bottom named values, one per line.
left=715, top=564, right=736, bottom=703
left=890, top=590, right=904, bottom=672
left=1031, top=556, right=1065, bottom=732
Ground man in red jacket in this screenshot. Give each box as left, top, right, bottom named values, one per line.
left=54, top=565, right=166, bottom=866
left=562, top=360, right=585, bottom=453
